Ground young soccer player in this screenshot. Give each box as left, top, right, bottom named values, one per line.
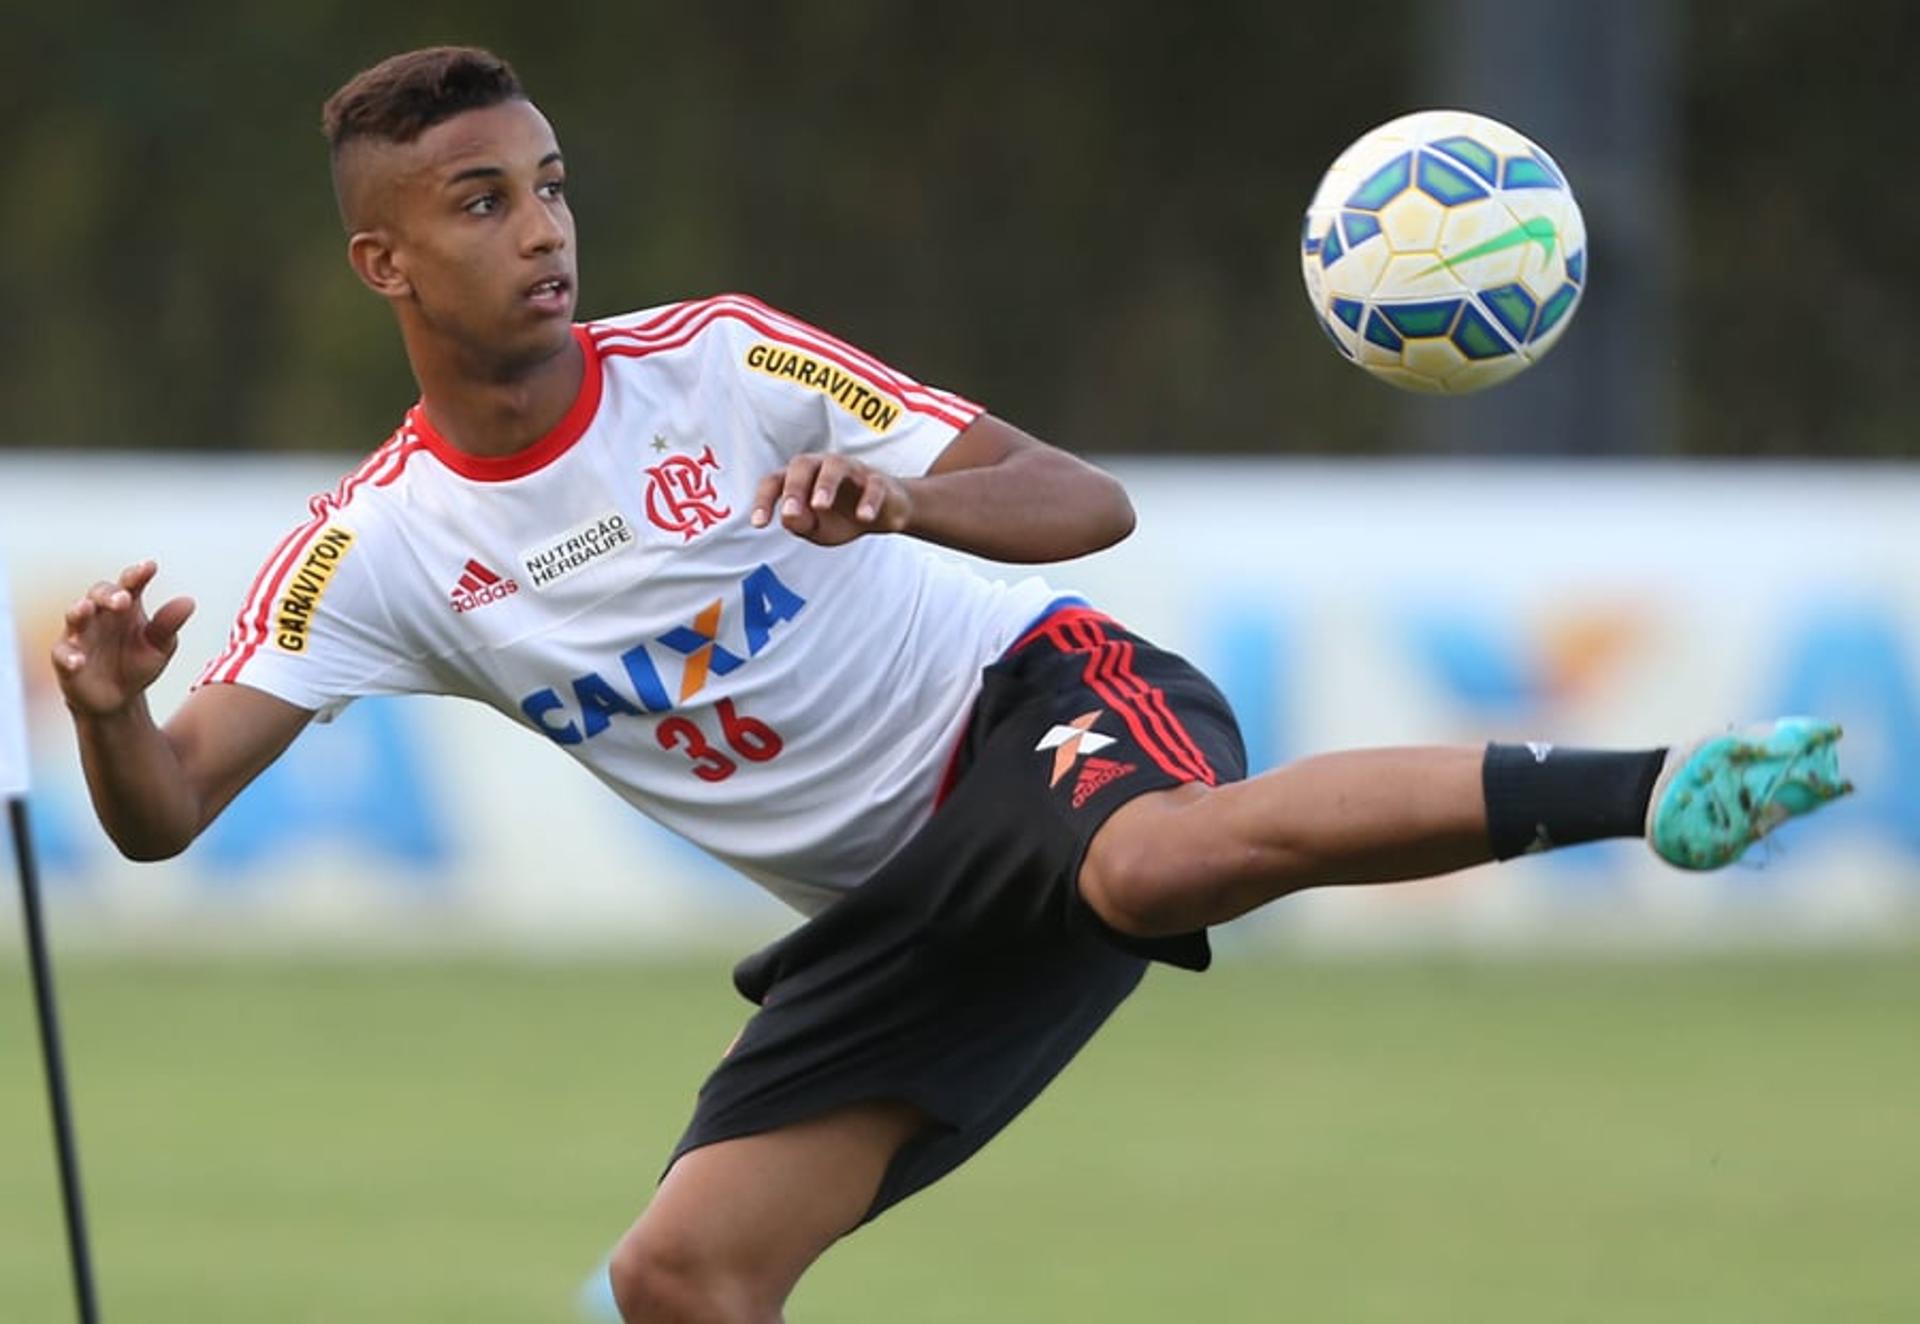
left=52, top=47, right=1850, bottom=1324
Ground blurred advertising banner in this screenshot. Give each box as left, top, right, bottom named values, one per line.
left=1, top=454, right=1914, bottom=952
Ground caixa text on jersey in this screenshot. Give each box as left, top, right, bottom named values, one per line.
left=517, top=563, right=806, bottom=746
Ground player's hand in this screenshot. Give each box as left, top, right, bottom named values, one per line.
left=50, top=561, right=196, bottom=718
left=750, top=453, right=912, bottom=547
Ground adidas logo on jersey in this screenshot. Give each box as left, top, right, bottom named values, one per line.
left=449, top=558, right=519, bottom=613
left=1071, top=756, right=1138, bottom=808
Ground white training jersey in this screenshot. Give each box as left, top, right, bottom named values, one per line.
left=197, top=294, right=1064, bottom=914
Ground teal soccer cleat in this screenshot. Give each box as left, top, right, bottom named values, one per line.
left=1646, top=717, right=1852, bottom=870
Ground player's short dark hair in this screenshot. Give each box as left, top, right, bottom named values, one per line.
left=321, top=46, right=525, bottom=154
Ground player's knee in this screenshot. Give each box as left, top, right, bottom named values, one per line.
left=1079, top=794, right=1213, bottom=938
left=1080, top=850, right=1186, bottom=938
left=607, top=1222, right=771, bottom=1324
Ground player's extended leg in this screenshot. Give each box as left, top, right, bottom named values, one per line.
left=1079, top=722, right=1849, bottom=940
left=606, top=1099, right=926, bottom=1324
left=1079, top=744, right=1494, bottom=936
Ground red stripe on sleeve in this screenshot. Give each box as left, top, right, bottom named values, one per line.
left=728, top=294, right=986, bottom=424
left=197, top=436, right=402, bottom=685
left=597, top=306, right=973, bottom=431
left=201, top=437, right=423, bottom=686
left=591, top=299, right=979, bottom=431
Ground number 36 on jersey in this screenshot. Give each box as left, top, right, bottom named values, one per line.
left=517, top=561, right=806, bottom=781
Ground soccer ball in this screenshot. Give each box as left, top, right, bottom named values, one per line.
left=1300, top=110, right=1586, bottom=394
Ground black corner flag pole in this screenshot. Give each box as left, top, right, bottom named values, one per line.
left=3, top=568, right=100, bottom=1323
left=10, top=798, right=100, bottom=1323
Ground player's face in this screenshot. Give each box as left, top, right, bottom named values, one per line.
left=385, top=100, right=578, bottom=371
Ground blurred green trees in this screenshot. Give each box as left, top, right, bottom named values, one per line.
left=3, top=1, right=1914, bottom=457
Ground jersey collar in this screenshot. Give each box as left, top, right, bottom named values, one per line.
left=409, top=326, right=604, bottom=482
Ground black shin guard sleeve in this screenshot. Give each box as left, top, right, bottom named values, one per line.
left=1482, top=744, right=1668, bottom=861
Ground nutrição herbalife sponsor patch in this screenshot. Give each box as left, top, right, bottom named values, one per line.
left=519, top=511, right=637, bottom=591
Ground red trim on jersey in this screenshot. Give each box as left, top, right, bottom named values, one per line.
left=590, top=295, right=982, bottom=432
left=199, top=435, right=426, bottom=686
left=197, top=435, right=405, bottom=686
left=724, top=293, right=985, bottom=426
left=409, top=326, right=605, bottom=482
left=732, top=295, right=987, bottom=429
left=595, top=303, right=975, bottom=432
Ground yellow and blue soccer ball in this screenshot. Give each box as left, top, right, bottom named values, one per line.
left=1301, top=109, right=1586, bottom=394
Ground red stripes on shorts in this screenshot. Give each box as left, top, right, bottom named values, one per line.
left=1030, top=608, right=1218, bottom=787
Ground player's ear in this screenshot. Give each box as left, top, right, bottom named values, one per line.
left=346, top=229, right=411, bottom=300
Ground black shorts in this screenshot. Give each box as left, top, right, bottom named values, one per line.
left=668, top=604, right=1247, bottom=1219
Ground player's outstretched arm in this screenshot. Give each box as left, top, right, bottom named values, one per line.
left=751, top=414, right=1135, bottom=563
left=51, top=561, right=311, bottom=861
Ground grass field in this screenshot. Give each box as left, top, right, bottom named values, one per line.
left=4, top=951, right=1917, bottom=1322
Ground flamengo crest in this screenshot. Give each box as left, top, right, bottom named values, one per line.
left=645, top=441, right=731, bottom=541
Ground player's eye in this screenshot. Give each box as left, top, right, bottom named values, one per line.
left=538, top=178, right=566, bottom=201
left=463, top=192, right=501, bottom=216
